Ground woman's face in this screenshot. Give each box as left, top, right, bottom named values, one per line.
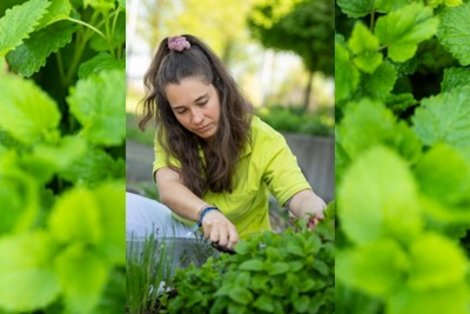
left=165, top=77, right=221, bottom=140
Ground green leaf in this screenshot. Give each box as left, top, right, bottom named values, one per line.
left=358, top=60, right=397, bottom=101
left=335, top=36, right=360, bottom=102
left=348, top=22, right=382, bottom=73
left=0, top=153, right=39, bottom=234
left=337, top=99, right=422, bottom=164
left=59, top=147, right=124, bottom=185
left=36, top=0, right=72, bottom=29
left=385, top=93, right=416, bottom=114
left=414, top=144, right=470, bottom=221
left=338, top=146, right=423, bottom=245
left=49, top=186, right=102, bottom=244
left=408, top=233, right=467, bottom=289
left=0, top=0, right=51, bottom=56
left=239, top=259, right=264, bottom=271
left=31, top=135, right=86, bottom=173
left=375, top=3, right=439, bottom=62
left=228, top=287, right=253, bottom=305
left=6, top=20, right=76, bottom=77
left=374, top=0, right=410, bottom=13
left=0, top=232, right=60, bottom=312
left=54, top=244, right=109, bottom=314
left=269, top=262, right=290, bottom=275
left=412, top=86, right=470, bottom=151
left=253, top=295, right=274, bottom=312
left=336, top=240, right=408, bottom=298
left=441, top=67, right=470, bottom=92
left=67, top=70, right=125, bottom=146
left=388, top=282, right=469, bottom=314
left=0, top=73, right=60, bottom=144
left=293, top=295, right=310, bottom=313
left=78, top=52, right=125, bottom=79
left=337, top=0, right=374, bottom=18
left=93, top=181, right=125, bottom=265
left=437, top=3, right=470, bottom=66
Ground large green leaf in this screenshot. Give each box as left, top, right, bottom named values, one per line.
left=7, top=20, right=76, bottom=77
left=338, top=146, right=422, bottom=245
left=437, top=2, right=470, bottom=66
left=49, top=186, right=103, bottom=245
left=414, top=144, right=470, bottom=223
left=78, top=52, right=125, bottom=79
left=59, top=148, right=124, bottom=185
left=67, top=70, right=125, bottom=146
left=336, top=240, right=408, bottom=298
left=0, top=153, right=39, bottom=234
left=0, top=0, right=50, bottom=56
left=36, top=0, right=72, bottom=29
left=54, top=244, right=109, bottom=314
left=357, top=61, right=397, bottom=101
left=335, top=35, right=359, bottom=103
left=0, top=232, right=60, bottom=312
left=93, top=181, right=126, bottom=265
left=441, top=67, right=470, bottom=92
left=337, top=99, right=422, bottom=164
left=374, top=0, right=410, bottom=13
left=336, top=0, right=374, bottom=18
left=348, top=22, right=382, bottom=73
left=412, top=86, right=470, bottom=151
left=375, top=3, right=439, bottom=62
left=408, top=233, right=467, bottom=289
left=388, top=282, right=468, bottom=314
left=0, top=73, right=60, bottom=144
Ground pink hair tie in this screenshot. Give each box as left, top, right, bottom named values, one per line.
left=168, top=36, right=191, bottom=52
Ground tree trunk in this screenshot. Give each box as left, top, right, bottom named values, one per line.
left=303, top=69, right=314, bottom=112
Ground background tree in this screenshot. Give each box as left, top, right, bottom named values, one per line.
left=248, top=0, right=334, bottom=111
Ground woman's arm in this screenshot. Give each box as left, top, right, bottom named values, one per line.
left=155, top=167, right=239, bottom=249
left=288, top=189, right=326, bottom=227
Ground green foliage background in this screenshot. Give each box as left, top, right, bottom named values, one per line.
left=0, top=0, right=126, bottom=312
left=335, top=0, right=470, bottom=313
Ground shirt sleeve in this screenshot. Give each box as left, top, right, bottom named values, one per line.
left=152, top=132, right=181, bottom=177
left=261, top=133, right=312, bottom=206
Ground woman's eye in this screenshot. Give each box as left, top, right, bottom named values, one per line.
left=175, top=109, right=186, bottom=114
left=197, top=100, right=208, bottom=106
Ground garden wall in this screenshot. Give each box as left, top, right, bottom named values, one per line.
left=283, top=134, right=334, bottom=202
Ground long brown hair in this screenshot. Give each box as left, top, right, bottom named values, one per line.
left=139, top=34, right=252, bottom=197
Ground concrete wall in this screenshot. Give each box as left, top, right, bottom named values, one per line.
left=283, top=134, right=335, bottom=202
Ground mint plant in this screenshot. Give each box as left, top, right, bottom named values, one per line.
left=335, top=1, right=470, bottom=313
left=156, top=204, right=335, bottom=314
left=0, top=0, right=125, bottom=313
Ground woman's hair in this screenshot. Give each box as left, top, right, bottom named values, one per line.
left=139, top=34, right=252, bottom=197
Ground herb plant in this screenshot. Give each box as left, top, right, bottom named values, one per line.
left=0, top=0, right=126, bottom=312
left=157, top=204, right=335, bottom=314
left=335, top=1, right=470, bottom=313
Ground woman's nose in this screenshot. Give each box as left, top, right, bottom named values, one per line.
left=191, top=108, right=204, bottom=124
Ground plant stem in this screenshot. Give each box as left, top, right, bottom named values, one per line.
left=67, top=17, right=107, bottom=40
left=370, top=10, right=376, bottom=30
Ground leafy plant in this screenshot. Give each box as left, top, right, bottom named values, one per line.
left=158, top=203, right=335, bottom=314
left=258, top=105, right=334, bottom=136
left=335, top=1, right=470, bottom=313
left=0, top=0, right=126, bottom=312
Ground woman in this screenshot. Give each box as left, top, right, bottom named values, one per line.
left=134, top=34, right=326, bottom=251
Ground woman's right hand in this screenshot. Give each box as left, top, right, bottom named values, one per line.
left=201, top=210, right=239, bottom=251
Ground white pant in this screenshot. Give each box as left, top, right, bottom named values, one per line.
left=126, top=192, right=196, bottom=241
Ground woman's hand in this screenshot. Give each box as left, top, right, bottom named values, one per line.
left=201, top=210, right=239, bottom=251
left=289, top=189, right=326, bottom=229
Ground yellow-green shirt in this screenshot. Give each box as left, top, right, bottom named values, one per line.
left=153, top=116, right=311, bottom=239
